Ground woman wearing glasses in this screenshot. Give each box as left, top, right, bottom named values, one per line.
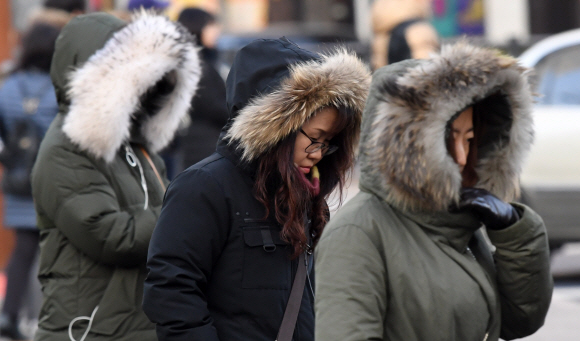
left=143, top=37, right=370, bottom=341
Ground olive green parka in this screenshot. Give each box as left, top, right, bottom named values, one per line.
left=315, top=42, right=553, bottom=341
left=31, top=12, right=200, bottom=341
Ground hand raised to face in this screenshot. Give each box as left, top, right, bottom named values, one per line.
left=451, top=187, right=519, bottom=230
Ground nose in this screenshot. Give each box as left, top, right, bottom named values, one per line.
left=454, top=139, right=467, bottom=169
left=307, top=148, right=324, bottom=162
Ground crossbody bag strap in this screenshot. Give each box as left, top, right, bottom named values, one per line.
left=276, top=252, right=307, bottom=341
left=139, top=147, right=166, bottom=192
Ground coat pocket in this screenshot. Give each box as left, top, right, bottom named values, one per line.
left=242, top=226, right=291, bottom=289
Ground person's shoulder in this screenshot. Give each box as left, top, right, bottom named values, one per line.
left=325, top=190, right=412, bottom=246
left=333, top=190, right=391, bottom=219
left=325, top=191, right=393, bottom=237
left=37, top=116, right=85, bottom=164
left=180, top=153, right=228, bottom=176
left=169, top=153, right=230, bottom=188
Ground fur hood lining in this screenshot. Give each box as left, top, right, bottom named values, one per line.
left=62, top=11, right=201, bottom=163
left=226, top=49, right=370, bottom=161
left=363, top=42, right=534, bottom=212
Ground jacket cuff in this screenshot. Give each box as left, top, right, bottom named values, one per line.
left=486, top=203, right=546, bottom=246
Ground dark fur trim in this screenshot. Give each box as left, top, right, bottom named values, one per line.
left=365, top=41, right=534, bottom=211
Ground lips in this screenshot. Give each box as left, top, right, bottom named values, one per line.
left=299, top=166, right=311, bottom=174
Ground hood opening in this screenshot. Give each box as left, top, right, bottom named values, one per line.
left=473, top=91, right=512, bottom=160
left=444, top=90, right=513, bottom=187
left=136, top=70, right=178, bottom=119
left=360, top=42, right=534, bottom=212
left=223, top=38, right=370, bottom=162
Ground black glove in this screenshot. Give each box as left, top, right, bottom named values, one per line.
left=452, top=187, right=520, bottom=230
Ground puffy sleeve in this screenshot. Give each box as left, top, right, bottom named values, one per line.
left=315, top=224, right=388, bottom=341
left=487, top=203, right=554, bottom=340
left=32, top=141, right=160, bottom=267
left=143, top=167, right=230, bottom=341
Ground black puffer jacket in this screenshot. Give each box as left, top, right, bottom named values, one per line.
left=143, top=38, right=370, bottom=341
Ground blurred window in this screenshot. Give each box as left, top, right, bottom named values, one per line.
left=534, top=44, right=580, bottom=105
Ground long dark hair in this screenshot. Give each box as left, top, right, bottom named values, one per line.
left=16, top=23, right=60, bottom=73
left=254, top=106, right=359, bottom=258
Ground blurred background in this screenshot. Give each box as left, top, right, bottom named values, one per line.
left=1, top=0, right=580, bottom=340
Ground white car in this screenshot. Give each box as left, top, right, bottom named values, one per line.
left=518, top=28, right=580, bottom=249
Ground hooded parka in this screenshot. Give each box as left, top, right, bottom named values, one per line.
left=315, top=42, right=553, bottom=341
left=143, top=38, right=370, bottom=341
left=31, top=12, right=201, bottom=341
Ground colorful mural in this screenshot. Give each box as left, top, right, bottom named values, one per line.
left=432, top=0, right=484, bottom=37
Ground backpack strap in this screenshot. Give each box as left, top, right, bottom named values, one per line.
left=16, top=75, right=54, bottom=115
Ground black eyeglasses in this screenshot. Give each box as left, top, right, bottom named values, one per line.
left=299, top=129, right=338, bottom=156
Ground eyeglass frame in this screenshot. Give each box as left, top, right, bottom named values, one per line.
left=299, top=129, right=338, bottom=156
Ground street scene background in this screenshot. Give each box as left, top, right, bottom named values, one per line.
left=1, top=0, right=580, bottom=340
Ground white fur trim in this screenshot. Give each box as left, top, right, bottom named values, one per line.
left=63, top=11, right=201, bottom=162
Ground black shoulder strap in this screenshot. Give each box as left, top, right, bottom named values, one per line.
left=276, top=252, right=307, bottom=341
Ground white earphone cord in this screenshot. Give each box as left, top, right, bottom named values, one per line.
left=68, top=306, right=99, bottom=341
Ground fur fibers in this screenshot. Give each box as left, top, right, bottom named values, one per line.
left=226, top=49, right=371, bottom=161
left=63, top=11, right=201, bottom=163
left=368, top=42, right=534, bottom=212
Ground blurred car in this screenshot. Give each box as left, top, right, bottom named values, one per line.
left=518, top=28, right=580, bottom=249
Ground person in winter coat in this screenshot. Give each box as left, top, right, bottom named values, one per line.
left=143, top=37, right=370, bottom=341
left=31, top=11, right=200, bottom=341
left=315, top=42, right=553, bottom=341
left=0, top=22, right=60, bottom=341
left=160, top=7, right=228, bottom=178
left=175, top=7, right=229, bottom=172
left=371, top=0, right=439, bottom=69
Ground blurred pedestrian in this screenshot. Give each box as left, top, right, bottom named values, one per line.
left=31, top=11, right=200, bottom=341
left=371, top=0, right=439, bottom=69
left=143, top=37, right=370, bottom=340
left=127, top=0, right=170, bottom=13
left=28, top=0, right=86, bottom=28
left=0, top=22, right=60, bottom=341
left=315, top=42, right=553, bottom=341
left=43, top=0, right=86, bottom=15
left=173, top=7, right=228, bottom=172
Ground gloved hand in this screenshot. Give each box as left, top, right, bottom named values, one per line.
left=452, top=187, right=520, bottom=230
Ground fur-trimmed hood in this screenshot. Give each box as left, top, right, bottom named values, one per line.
left=51, top=11, right=201, bottom=163
left=224, top=38, right=371, bottom=161
left=360, top=42, right=535, bottom=212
